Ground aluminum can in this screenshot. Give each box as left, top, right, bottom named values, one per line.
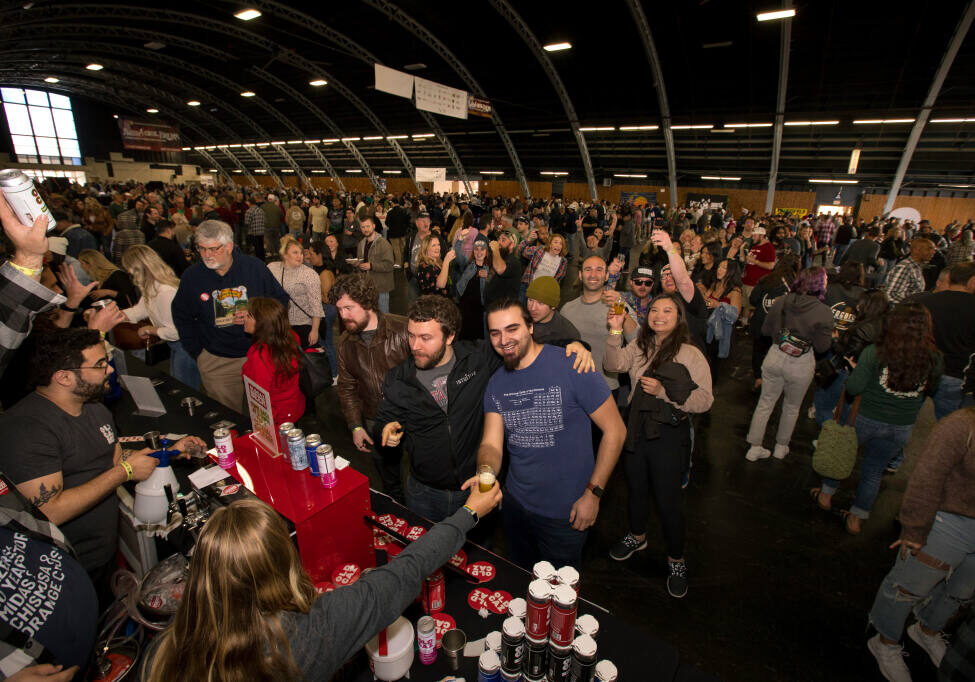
left=316, top=444, right=337, bottom=488
left=548, top=585, right=578, bottom=647
left=507, top=596, right=527, bottom=620
left=278, top=422, right=294, bottom=456
left=0, top=169, right=57, bottom=233
left=417, top=615, right=437, bottom=665
left=484, top=630, right=502, bottom=654
left=574, top=614, right=599, bottom=641
left=500, top=669, right=522, bottom=682
left=500, top=616, right=526, bottom=673
left=214, top=428, right=234, bottom=468
left=568, top=635, right=597, bottom=682
left=286, top=428, right=308, bottom=470
left=523, top=636, right=548, bottom=679
left=525, top=579, right=552, bottom=639
left=556, top=565, right=580, bottom=595
left=477, top=649, right=502, bottom=682
left=304, top=433, right=321, bottom=476
left=532, top=560, right=557, bottom=585
left=547, top=642, right=572, bottom=682
left=594, top=660, right=617, bottom=682
left=421, top=570, right=445, bottom=613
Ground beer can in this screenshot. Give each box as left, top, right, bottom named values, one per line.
left=421, top=570, right=445, bottom=613
left=500, top=616, right=526, bottom=673
left=484, top=630, right=502, bottom=654
left=0, top=169, right=57, bottom=233
left=305, top=433, right=322, bottom=476
left=574, top=614, right=599, bottom=641
left=548, top=584, right=578, bottom=647
left=316, top=444, right=337, bottom=488
left=523, top=635, right=548, bottom=679
left=286, top=428, right=308, bottom=470
left=214, top=428, right=235, bottom=469
left=594, top=660, right=617, bottom=682
left=568, top=635, right=597, bottom=682
left=278, top=422, right=294, bottom=456
left=507, top=596, right=527, bottom=621
left=477, top=649, right=502, bottom=682
left=556, top=565, right=580, bottom=595
left=417, top=615, right=437, bottom=665
left=500, top=669, right=522, bottom=682
left=547, top=641, right=572, bottom=682
left=525, top=579, right=552, bottom=639
left=532, top=560, right=557, bottom=585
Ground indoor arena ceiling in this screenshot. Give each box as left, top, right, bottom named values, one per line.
left=0, top=0, right=973, bottom=192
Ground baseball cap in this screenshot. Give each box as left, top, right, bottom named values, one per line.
left=751, top=226, right=766, bottom=235
left=47, top=236, right=69, bottom=255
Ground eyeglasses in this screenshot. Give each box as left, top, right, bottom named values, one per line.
left=66, top=358, right=111, bottom=372
left=632, top=279, right=652, bottom=286
left=197, top=244, right=226, bottom=255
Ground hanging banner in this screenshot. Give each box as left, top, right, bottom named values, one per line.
left=685, top=193, right=728, bottom=210
left=414, top=76, right=468, bottom=120
left=415, top=167, right=447, bottom=183
left=118, top=118, right=181, bottom=152
left=774, top=207, right=807, bottom=217
left=620, top=191, right=657, bottom=207
left=374, top=64, right=414, bottom=99
left=467, top=94, right=492, bottom=118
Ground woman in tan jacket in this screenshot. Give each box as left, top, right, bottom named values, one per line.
left=603, top=291, right=713, bottom=598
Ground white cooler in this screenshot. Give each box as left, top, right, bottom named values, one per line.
left=364, top=616, right=414, bottom=680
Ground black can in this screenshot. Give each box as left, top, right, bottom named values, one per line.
left=523, top=635, right=548, bottom=679
left=568, top=634, right=597, bottom=682
left=547, top=642, right=572, bottom=682
left=501, top=616, right=526, bottom=673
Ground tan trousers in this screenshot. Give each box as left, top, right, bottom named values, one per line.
left=197, top=350, right=246, bottom=412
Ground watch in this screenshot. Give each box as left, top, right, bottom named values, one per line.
left=586, top=482, right=604, bottom=499
left=462, top=504, right=479, bottom=527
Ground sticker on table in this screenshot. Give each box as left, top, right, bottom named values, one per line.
left=385, top=542, right=403, bottom=558
left=447, top=549, right=467, bottom=569
left=433, top=612, right=455, bottom=647
left=0, top=479, right=7, bottom=496
left=468, top=588, right=512, bottom=615
left=465, top=561, right=496, bottom=583
left=405, top=525, right=427, bottom=541
left=372, top=527, right=392, bottom=550
left=377, top=513, right=408, bottom=535
left=219, top=483, right=241, bottom=496
left=331, top=563, right=361, bottom=587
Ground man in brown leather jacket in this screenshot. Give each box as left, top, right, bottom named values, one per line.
left=329, top=273, right=410, bottom=500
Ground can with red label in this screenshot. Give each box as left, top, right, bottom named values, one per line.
left=532, top=560, right=557, bottom=585
left=214, top=428, right=235, bottom=469
left=568, top=634, right=597, bottom=682
left=556, top=565, right=580, bottom=595
left=316, top=444, right=337, bottom=488
left=525, top=579, right=552, bottom=639
left=548, top=584, right=578, bottom=647
left=417, top=615, right=437, bottom=665
left=547, top=641, right=573, bottom=682
left=421, top=570, right=445, bottom=613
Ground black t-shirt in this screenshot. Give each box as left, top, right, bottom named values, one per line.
left=915, top=290, right=975, bottom=377
left=749, top=276, right=791, bottom=337
left=684, top=288, right=709, bottom=351
left=824, top=283, right=864, bottom=334
left=0, top=394, right=118, bottom=572
left=484, top=253, right=523, bottom=305
left=0, top=526, right=97, bottom=670
left=104, top=270, right=140, bottom=309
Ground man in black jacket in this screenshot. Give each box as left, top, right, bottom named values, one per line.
left=385, top=198, right=411, bottom=266
left=147, top=221, right=189, bottom=276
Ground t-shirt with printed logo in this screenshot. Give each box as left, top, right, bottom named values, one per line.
left=416, top=354, right=456, bottom=412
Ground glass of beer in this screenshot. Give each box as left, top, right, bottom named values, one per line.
left=477, top=464, right=496, bottom=493
left=612, top=298, right=626, bottom=316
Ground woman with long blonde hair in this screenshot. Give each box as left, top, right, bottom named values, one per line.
left=143, top=488, right=501, bottom=681
left=516, top=230, right=568, bottom=303
left=78, top=248, right=140, bottom=308
left=415, top=233, right=454, bottom=296
left=120, top=245, right=200, bottom=389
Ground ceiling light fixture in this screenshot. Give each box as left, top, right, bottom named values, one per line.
left=808, top=178, right=858, bottom=184
left=43, top=77, right=59, bottom=83
left=302, top=140, right=318, bottom=144
left=309, top=79, right=327, bottom=87
left=113, top=114, right=119, bottom=119
left=702, top=41, right=734, bottom=49
left=233, top=169, right=242, bottom=173
left=671, top=124, right=713, bottom=130
left=480, top=171, right=504, bottom=175
left=701, top=175, right=741, bottom=181
left=939, top=183, right=973, bottom=188
left=710, top=129, right=736, bottom=134
left=386, top=135, right=408, bottom=140
left=579, top=126, right=615, bottom=132
left=85, top=63, right=103, bottom=71
left=383, top=170, right=402, bottom=174
left=240, top=91, right=256, bottom=97
left=853, top=118, right=915, bottom=124
left=341, top=137, right=361, bottom=142
left=181, top=146, right=191, bottom=151
left=217, top=144, right=229, bottom=148
left=784, top=120, right=839, bottom=126
left=757, top=9, right=796, bottom=22
left=346, top=169, right=362, bottom=173
left=930, top=118, right=975, bottom=123
left=614, top=173, right=648, bottom=178
left=412, top=133, right=434, bottom=138
left=848, top=145, right=862, bottom=175
left=540, top=171, right=569, bottom=176
left=234, top=8, right=261, bottom=21
left=228, top=144, right=242, bottom=148
left=311, top=170, right=326, bottom=173
left=286, top=140, right=302, bottom=144
left=322, top=138, right=339, bottom=144
left=543, top=42, right=572, bottom=52
left=144, top=41, right=166, bottom=50
left=281, top=169, right=294, bottom=173
left=187, top=100, right=201, bottom=106
left=146, top=108, right=159, bottom=114
left=619, top=125, right=659, bottom=131
left=403, top=63, right=427, bottom=71
left=255, top=142, right=269, bottom=147
left=362, top=136, right=384, bottom=141
left=724, top=122, right=773, bottom=128
left=207, top=168, right=218, bottom=172
left=270, top=141, right=286, bottom=145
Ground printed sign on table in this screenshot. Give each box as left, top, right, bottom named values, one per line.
left=465, top=561, right=496, bottom=583
left=467, top=587, right=512, bottom=615
left=243, top=376, right=276, bottom=455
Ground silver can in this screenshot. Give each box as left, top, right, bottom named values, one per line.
left=286, top=428, right=308, bottom=471
left=0, top=169, right=58, bottom=233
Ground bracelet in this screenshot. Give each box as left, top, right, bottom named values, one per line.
left=120, top=461, right=134, bottom=482
left=60, top=302, right=79, bottom=313
left=8, top=261, right=41, bottom=277
left=609, top=329, right=623, bottom=335
left=352, top=426, right=364, bottom=433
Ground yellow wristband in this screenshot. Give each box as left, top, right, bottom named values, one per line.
left=120, top=461, right=134, bottom=481
left=8, top=261, right=41, bottom=277
left=609, top=329, right=624, bottom=335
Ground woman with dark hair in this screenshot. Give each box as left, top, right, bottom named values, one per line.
left=691, top=241, right=722, bottom=289
left=242, top=297, right=305, bottom=425
left=745, top=267, right=834, bottom=462
left=703, top=259, right=743, bottom=365
left=603, top=292, right=713, bottom=598
left=748, top=253, right=801, bottom=391
left=813, top=304, right=943, bottom=534
left=305, top=235, right=351, bottom=381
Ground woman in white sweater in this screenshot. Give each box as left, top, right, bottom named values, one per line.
left=121, top=245, right=201, bottom=389
left=267, top=235, right=323, bottom=348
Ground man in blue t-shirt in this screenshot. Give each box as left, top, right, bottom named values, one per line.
left=478, top=299, right=626, bottom=570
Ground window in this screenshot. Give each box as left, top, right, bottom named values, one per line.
left=1, top=88, right=82, bottom=165
left=21, top=169, right=87, bottom=184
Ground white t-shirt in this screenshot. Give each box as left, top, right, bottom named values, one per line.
left=532, top=252, right=561, bottom=281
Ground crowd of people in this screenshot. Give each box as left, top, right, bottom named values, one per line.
left=0, top=176, right=973, bottom=681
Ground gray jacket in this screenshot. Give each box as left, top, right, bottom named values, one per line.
left=358, top=235, right=395, bottom=293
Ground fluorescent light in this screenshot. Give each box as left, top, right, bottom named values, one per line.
left=205, top=146, right=216, bottom=150
left=808, top=179, right=858, bottom=184
left=619, top=125, right=659, bottom=131
left=187, top=100, right=201, bottom=106
left=286, top=140, right=302, bottom=144
left=255, top=142, right=269, bottom=147
left=302, top=140, right=318, bottom=144
left=207, top=168, right=218, bottom=172
left=144, top=41, right=166, bottom=50
left=671, top=124, right=713, bottom=130
left=853, top=118, right=915, bottom=124
left=240, top=91, right=256, bottom=97
left=217, top=144, right=229, bottom=148
left=181, top=146, right=191, bottom=151
left=193, top=147, right=204, bottom=150
left=701, top=175, right=741, bottom=181
left=86, top=63, right=103, bottom=71
left=322, top=138, right=339, bottom=144
left=724, top=122, right=773, bottom=128
left=386, top=135, right=408, bottom=140
left=614, top=173, right=647, bottom=178
left=848, top=147, right=861, bottom=175
left=757, top=9, right=796, bottom=21
left=939, top=184, right=973, bottom=188
left=579, top=126, right=615, bottom=132
left=346, top=169, right=362, bottom=173
left=362, top=136, right=384, bottom=140
left=309, top=79, right=327, bottom=87
left=412, top=133, right=434, bottom=138
left=232, top=170, right=242, bottom=173
left=113, top=114, right=119, bottom=119
left=254, top=169, right=267, bottom=173
left=710, top=129, right=736, bottom=134
left=311, top=170, right=326, bottom=173
left=228, top=144, right=242, bottom=148
left=146, top=108, right=159, bottom=114
left=281, top=169, right=294, bottom=173
left=44, top=77, right=59, bottom=83
left=383, top=170, right=402, bottom=174
left=930, top=118, right=975, bottom=123
left=543, top=42, right=572, bottom=52
left=540, top=171, right=568, bottom=176
left=234, top=8, right=261, bottom=20
left=480, top=171, right=504, bottom=175
left=270, top=141, right=286, bottom=145
left=404, top=63, right=427, bottom=71
left=702, top=41, right=734, bottom=49
left=784, top=120, right=839, bottom=126
left=341, top=137, right=361, bottom=142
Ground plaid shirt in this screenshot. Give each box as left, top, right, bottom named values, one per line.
left=115, top=208, right=139, bottom=232
left=111, top=228, right=145, bottom=265
left=815, top=220, right=837, bottom=247
left=884, top=257, right=925, bottom=303
left=517, top=241, right=567, bottom=285
left=0, top=262, right=64, bottom=375
left=245, top=204, right=266, bottom=236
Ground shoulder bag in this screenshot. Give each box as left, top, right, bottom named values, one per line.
left=811, top=388, right=861, bottom=480
left=277, top=266, right=333, bottom=398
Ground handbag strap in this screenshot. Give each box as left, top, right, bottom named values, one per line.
left=833, top=387, right=861, bottom=426
left=277, top=265, right=314, bottom=319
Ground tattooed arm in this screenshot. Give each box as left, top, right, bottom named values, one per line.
left=15, top=469, right=126, bottom=525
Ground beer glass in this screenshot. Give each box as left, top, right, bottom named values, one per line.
left=477, top=464, right=496, bottom=493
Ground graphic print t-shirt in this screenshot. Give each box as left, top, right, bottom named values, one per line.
left=416, top=354, right=456, bottom=412
left=484, top=345, right=610, bottom=520
left=212, top=285, right=248, bottom=327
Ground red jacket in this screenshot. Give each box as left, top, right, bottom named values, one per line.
left=242, top=336, right=305, bottom=425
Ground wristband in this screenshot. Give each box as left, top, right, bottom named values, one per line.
left=609, top=329, right=623, bottom=335
left=60, top=302, right=79, bottom=313
left=120, top=461, right=134, bottom=482
left=352, top=426, right=364, bottom=433
left=8, top=261, right=42, bottom=277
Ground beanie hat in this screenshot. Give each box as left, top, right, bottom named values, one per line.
left=47, top=236, right=69, bottom=255
left=526, top=276, right=560, bottom=309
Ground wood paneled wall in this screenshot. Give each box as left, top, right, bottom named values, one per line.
left=857, top=194, right=975, bottom=227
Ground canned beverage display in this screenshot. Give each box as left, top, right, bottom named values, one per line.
left=0, top=169, right=58, bottom=233
left=568, top=634, right=597, bottom=682
left=556, top=565, right=580, bottom=594
left=532, top=560, right=557, bottom=584
left=421, top=570, right=445, bottom=613
left=286, top=428, right=308, bottom=470
left=507, top=596, right=527, bottom=621
left=547, top=641, right=573, bottom=682
left=594, top=659, right=618, bottom=682
left=316, top=444, right=337, bottom=488
left=523, top=635, right=548, bottom=679
left=574, top=614, right=599, bottom=640
left=548, top=584, right=578, bottom=647
left=278, top=422, right=294, bottom=456
left=484, top=630, right=502, bottom=654
left=500, top=616, right=526, bottom=673
left=525, top=579, right=552, bottom=639
left=214, top=428, right=235, bottom=469
left=477, top=649, right=502, bottom=682
left=304, top=434, right=322, bottom=476
left=417, top=615, right=437, bottom=665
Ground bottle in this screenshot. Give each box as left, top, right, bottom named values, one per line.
left=133, top=445, right=181, bottom=524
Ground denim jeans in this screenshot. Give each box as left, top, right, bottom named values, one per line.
left=869, top=511, right=975, bottom=641
left=169, top=340, right=201, bottom=390
left=832, top=244, right=849, bottom=266
left=405, top=475, right=466, bottom=523
left=502, top=490, right=588, bottom=571
left=321, top=303, right=338, bottom=377
left=378, top=291, right=390, bottom=314
left=813, top=367, right=850, bottom=426
left=747, top=346, right=815, bottom=447
left=821, top=414, right=913, bottom=519
left=932, top=375, right=964, bottom=421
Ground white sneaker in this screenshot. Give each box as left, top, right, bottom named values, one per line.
left=867, top=634, right=912, bottom=682
left=331, top=376, right=339, bottom=386
left=907, top=622, right=947, bottom=668
left=807, top=405, right=816, bottom=419
left=745, top=445, right=771, bottom=461
left=772, top=444, right=790, bottom=460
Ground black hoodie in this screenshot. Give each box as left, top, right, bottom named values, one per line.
left=762, top=293, right=833, bottom=354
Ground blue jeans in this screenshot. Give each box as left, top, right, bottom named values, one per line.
left=169, top=340, right=201, bottom=390
left=378, top=291, right=390, bottom=314
left=321, top=303, right=338, bottom=377
left=832, top=244, right=849, bottom=266
left=813, top=367, right=850, bottom=426
left=406, top=475, right=467, bottom=523
left=502, top=490, right=588, bottom=571
left=869, top=511, right=975, bottom=641
left=821, top=414, right=913, bottom=519
left=932, top=375, right=964, bottom=421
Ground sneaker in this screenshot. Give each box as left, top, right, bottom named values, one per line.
left=609, top=533, right=647, bottom=561
left=807, top=405, right=816, bottom=420
left=885, top=465, right=899, bottom=474
left=331, top=375, right=339, bottom=387
left=907, top=623, right=948, bottom=668
left=667, top=561, right=688, bottom=598
left=867, top=634, right=912, bottom=682
left=745, top=445, right=771, bottom=462
left=772, top=444, right=790, bottom=460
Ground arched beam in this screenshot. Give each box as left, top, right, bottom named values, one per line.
left=194, top=149, right=235, bottom=185
left=625, top=0, right=677, bottom=207
left=764, top=1, right=793, bottom=214
left=488, top=0, right=598, bottom=200
left=883, top=0, right=975, bottom=214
